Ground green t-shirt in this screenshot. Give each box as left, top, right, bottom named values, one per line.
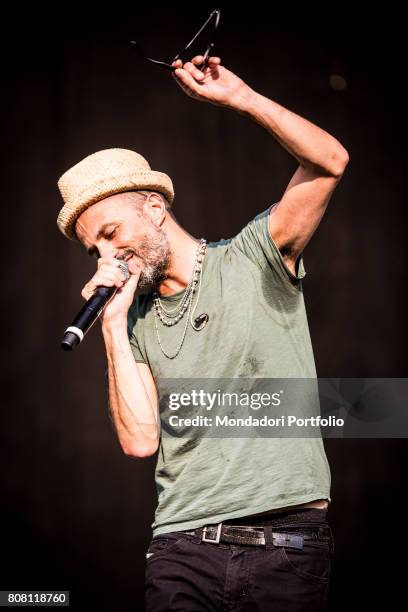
left=127, top=203, right=331, bottom=536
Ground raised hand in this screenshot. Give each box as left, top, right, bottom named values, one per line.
left=171, top=55, right=248, bottom=108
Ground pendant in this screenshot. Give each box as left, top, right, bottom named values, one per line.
left=192, top=313, right=209, bottom=331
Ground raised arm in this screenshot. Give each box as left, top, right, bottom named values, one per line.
left=171, top=55, right=349, bottom=275
left=232, top=90, right=349, bottom=275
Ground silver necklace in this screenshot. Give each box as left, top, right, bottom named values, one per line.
left=154, top=248, right=203, bottom=318
left=152, top=239, right=207, bottom=359
left=153, top=239, right=206, bottom=325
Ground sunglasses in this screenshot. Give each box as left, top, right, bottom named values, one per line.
left=130, top=9, right=221, bottom=73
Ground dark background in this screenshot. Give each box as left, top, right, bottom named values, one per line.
left=1, top=7, right=406, bottom=611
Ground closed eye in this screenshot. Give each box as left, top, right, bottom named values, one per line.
left=86, top=224, right=118, bottom=258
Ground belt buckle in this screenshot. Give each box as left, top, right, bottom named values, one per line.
left=273, top=532, right=304, bottom=550
left=202, top=522, right=223, bottom=544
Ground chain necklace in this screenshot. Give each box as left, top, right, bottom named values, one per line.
left=153, top=239, right=206, bottom=325
left=152, top=239, right=207, bottom=359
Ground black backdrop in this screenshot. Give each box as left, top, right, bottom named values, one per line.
left=1, top=7, right=406, bottom=611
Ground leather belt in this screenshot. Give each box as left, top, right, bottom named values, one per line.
left=182, top=523, right=333, bottom=551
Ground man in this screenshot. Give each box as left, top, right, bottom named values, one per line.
left=57, top=55, right=348, bottom=611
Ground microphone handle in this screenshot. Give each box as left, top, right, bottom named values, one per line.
left=61, top=286, right=116, bottom=351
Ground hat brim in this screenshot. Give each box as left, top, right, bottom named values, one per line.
left=57, top=170, right=174, bottom=241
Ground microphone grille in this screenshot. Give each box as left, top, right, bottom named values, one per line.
left=117, top=260, right=130, bottom=281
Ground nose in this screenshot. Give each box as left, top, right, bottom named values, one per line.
left=98, top=242, right=119, bottom=260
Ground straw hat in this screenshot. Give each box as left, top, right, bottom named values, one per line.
left=57, top=148, right=174, bottom=241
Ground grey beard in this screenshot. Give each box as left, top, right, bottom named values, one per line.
left=122, top=229, right=171, bottom=293
left=138, top=256, right=170, bottom=292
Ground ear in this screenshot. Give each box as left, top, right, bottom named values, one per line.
left=143, top=192, right=168, bottom=226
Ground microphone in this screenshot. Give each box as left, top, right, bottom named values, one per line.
left=61, top=259, right=130, bottom=352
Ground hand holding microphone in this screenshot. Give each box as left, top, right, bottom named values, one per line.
left=61, top=256, right=141, bottom=351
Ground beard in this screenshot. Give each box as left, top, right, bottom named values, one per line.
left=122, top=223, right=171, bottom=293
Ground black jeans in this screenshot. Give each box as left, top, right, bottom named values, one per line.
left=144, top=508, right=335, bottom=611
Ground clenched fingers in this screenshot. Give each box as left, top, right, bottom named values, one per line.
left=81, top=258, right=129, bottom=300
left=172, top=55, right=221, bottom=80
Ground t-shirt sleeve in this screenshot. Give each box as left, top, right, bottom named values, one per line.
left=127, top=301, right=147, bottom=364
left=228, top=203, right=306, bottom=286
left=128, top=329, right=147, bottom=363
